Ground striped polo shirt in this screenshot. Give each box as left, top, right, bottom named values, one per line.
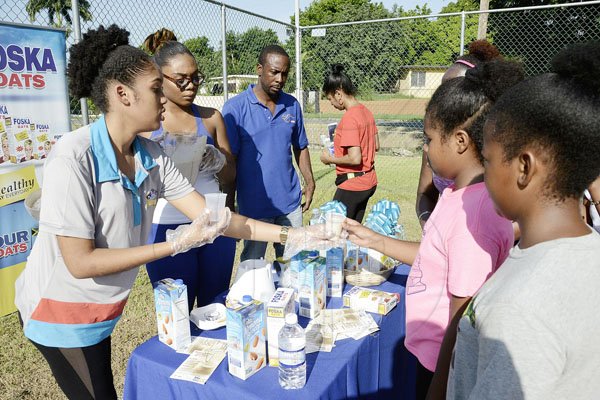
left=14, top=116, right=193, bottom=348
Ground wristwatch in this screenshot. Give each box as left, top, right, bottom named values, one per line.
left=280, top=226, right=290, bottom=245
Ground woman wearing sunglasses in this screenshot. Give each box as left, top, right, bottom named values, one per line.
left=142, top=28, right=237, bottom=310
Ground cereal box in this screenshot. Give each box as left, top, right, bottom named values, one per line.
left=326, top=246, right=345, bottom=298
left=9, top=117, right=36, bottom=163
left=33, top=123, right=52, bottom=160
left=343, top=286, right=399, bottom=316
left=226, top=298, right=266, bottom=380
left=266, top=288, right=295, bottom=367
left=154, top=278, right=191, bottom=351
left=344, top=241, right=369, bottom=272
left=297, top=255, right=326, bottom=319
left=0, top=115, right=12, bottom=164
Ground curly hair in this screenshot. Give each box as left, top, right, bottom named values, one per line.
left=322, top=63, right=357, bottom=96
left=426, top=59, right=524, bottom=163
left=487, top=41, right=600, bottom=201
left=459, top=39, right=502, bottom=66
left=143, top=28, right=194, bottom=69
left=68, top=25, right=154, bottom=113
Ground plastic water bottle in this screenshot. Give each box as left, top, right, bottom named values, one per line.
left=278, top=313, right=306, bottom=389
left=309, top=208, right=321, bottom=226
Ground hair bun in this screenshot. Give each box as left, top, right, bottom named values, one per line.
left=143, top=28, right=177, bottom=55
left=468, top=40, right=502, bottom=62
left=551, top=41, right=600, bottom=92
left=331, top=63, right=345, bottom=75
left=68, top=24, right=130, bottom=99
left=465, top=59, right=524, bottom=101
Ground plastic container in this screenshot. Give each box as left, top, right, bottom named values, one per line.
left=309, top=208, right=321, bottom=226
left=278, top=313, right=306, bottom=389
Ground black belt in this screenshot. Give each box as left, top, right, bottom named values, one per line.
left=335, top=167, right=374, bottom=186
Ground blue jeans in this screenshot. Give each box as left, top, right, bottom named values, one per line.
left=240, top=206, right=303, bottom=262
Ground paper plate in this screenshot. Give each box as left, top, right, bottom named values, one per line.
left=190, top=303, right=227, bottom=330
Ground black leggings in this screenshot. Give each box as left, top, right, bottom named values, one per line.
left=415, top=359, right=434, bottom=400
left=333, top=185, right=377, bottom=223
left=30, top=336, right=117, bottom=400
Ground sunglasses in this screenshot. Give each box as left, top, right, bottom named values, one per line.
left=163, top=73, right=205, bottom=90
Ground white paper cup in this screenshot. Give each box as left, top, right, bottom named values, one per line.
left=204, top=192, right=227, bottom=222
left=324, top=212, right=345, bottom=239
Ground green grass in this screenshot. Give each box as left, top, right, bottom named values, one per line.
left=0, top=154, right=422, bottom=399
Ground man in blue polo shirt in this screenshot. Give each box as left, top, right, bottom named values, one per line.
left=223, top=44, right=315, bottom=261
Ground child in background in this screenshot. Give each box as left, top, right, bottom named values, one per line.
left=344, top=59, right=523, bottom=399
left=447, top=42, right=600, bottom=399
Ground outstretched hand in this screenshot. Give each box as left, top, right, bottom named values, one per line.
left=167, top=207, right=231, bottom=256
left=343, top=218, right=385, bottom=249
left=282, top=223, right=347, bottom=260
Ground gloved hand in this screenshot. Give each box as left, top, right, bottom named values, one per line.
left=282, top=223, right=348, bottom=260
left=198, top=144, right=226, bottom=176
left=166, top=207, right=231, bottom=256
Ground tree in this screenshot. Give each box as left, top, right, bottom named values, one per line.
left=226, top=28, right=281, bottom=75
left=183, top=36, right=221, bottom=80
left=26, top=0, right=92, bottom=28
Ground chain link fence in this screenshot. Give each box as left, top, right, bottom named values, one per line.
left=2, top=0, right=599, bottom=235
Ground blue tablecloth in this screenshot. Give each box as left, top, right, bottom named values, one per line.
left=123, top=265, right=416, bottom=400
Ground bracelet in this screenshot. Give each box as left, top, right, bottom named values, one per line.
left=279, top=226, right=290, bottom=245
left=418, top=211, right=432, bottom=220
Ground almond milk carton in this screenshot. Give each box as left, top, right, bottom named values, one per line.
left=297, top=255, right=326, bottom=319
left=266, top=288, right=295, bottom=366
left=154, top=278, right=191, bottom=351
left=326, top=245, right=345, bottom=298
left=9, top=117, right=36, bottom=163
left=226, top=296, right=266, bottom=380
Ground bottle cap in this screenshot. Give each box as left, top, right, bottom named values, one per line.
left=241, top=295, right=253, bottom=304
left=285, top=313, right=298, bottom=325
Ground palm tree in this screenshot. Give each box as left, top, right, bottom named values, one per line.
left=26, top=0, right=92, bottom=28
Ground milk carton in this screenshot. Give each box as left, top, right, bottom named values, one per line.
left=226, top=296, right=267, bottom=380
left=280, top=250, right=319, bottom=299
left=33, top=123, right=52, bottom=160
left=9, top=117, right=36, bottom=163
left=344, top=241, right=369, bottom=272
left=154, top=278, right=191, bottom=351
left=297, top=255, right=326, bottom=319
left=326, top=246, right=345, bottom=298
left=343, top=286, right=399, bottom=316
left=266, top=288, right=295, bottom=367
left=0, top=115, right=12, bottom=164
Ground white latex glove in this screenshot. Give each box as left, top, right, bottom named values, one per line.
left=166, top=207, right=231, bottom=256
left=198, top=144, right=226, bottom=175
left=282, top=223, right=348, bottom=260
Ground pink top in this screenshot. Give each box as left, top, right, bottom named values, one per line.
left=404, top=182, right=513, bottom=371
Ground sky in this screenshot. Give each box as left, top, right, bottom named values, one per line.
left=222, top=0, right=450, bottom=24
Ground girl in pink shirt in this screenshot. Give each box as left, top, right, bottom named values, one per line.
left=344, top=60, right=523, bottom=400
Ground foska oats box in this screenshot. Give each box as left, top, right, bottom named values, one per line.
left=33, top=123, right=52, bottom=160
left=343, top=286, right=399, bottom=316
left=9, top=117, right=36, bottom=163
left=266, top=288, right=295, bottom=367
left=0, top=115, right=12, bottom=164
left=154, top=278, right=191, bottom=351
left=297, top=255, right=326, bottom=319
left=226, top=297, right=266, bottom=380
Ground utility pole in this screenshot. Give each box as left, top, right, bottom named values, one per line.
left=478, top=0, right=490, bottom=39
